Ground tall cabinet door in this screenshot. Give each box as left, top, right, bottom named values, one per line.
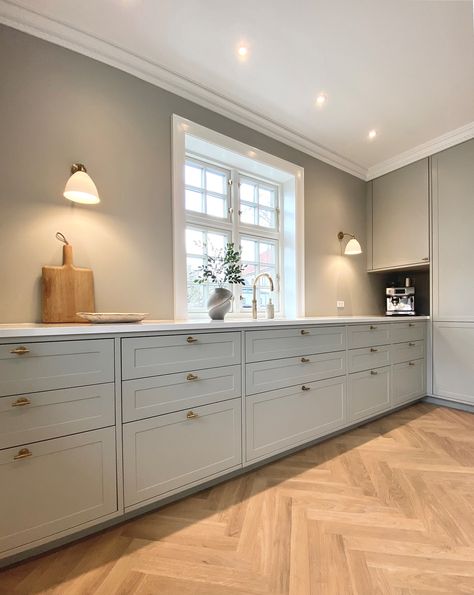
left=371, top=159, right=429, bottom=270
left=432, top=139, right=474, bottom=321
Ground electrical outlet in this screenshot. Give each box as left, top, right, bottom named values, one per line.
left=336, top=300, right=345, bottom=309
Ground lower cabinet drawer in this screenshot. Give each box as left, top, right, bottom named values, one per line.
left=245, top=377, right=346, bottom=463
left=123, top=399, right=242, bottom=508
left=391, top=322, right=425, bottom=344
left=122, top=366, right=241, bottom=422
left=0, top=384, right=115, bottom=449
left=348, top=366, right=391, bottom=423
left=246, top=352, right=346, bottom=395
left=0, top=428, right=117, bottom=554
left=348, top=345, right=390, bottom=373
left=347, top=324, right=391, bottom=349
left=391, top=340, right=424, bottom=364
left=392, top=359, right=425, bottom=406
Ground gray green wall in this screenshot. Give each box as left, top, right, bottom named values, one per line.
left=0, top=24, right=382, bottom=323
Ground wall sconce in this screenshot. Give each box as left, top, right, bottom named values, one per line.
left=63, top=163, right=100, bottom=204
left=337, top=231, right=362, bottom=255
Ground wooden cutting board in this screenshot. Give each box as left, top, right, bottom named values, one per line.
left=42, top=240, right=95, bottom=323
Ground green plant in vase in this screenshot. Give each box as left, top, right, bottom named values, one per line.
left=194, top=243, right=246, bottom=320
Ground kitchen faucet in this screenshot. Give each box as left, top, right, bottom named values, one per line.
left=252, top=273, right=274, bottom=319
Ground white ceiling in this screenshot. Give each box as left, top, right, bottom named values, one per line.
left=1, top=0, right=473, bottom=179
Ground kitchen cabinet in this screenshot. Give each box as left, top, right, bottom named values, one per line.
left=432, top=139, right=474, bottom=321
left=0, top=339, right=114, bottom=397
left=123, top=399, right=242, bottom=508
left=0, top=319, right=428, bottom=564
left=0, top=428, right=117, bottom=554
left=369, top=158, right=429, bottom=270
left=245, top=377, right=346, bottom=462
left=122, top=332, right=241, bottom=379
left=348, top=366, right=391, bottom=423
left=433, top=322, right=474, bottom=405
left=392, top=359, right=425, bottom=406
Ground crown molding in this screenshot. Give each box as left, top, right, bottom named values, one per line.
left=366, top=121, right=474, bottom=180
left=0, top=0, right=368, bottom=180
left=1, top=1, right=473, bottom=183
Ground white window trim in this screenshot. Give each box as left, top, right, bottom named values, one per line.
left=172, top=114, right=305, bottom=320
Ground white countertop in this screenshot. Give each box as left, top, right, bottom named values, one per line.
left=0, top=316, right=429, bottom=339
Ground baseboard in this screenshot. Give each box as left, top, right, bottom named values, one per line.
left=423, top=395, right=474, bottom=414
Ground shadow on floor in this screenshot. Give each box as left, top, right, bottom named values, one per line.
left=0, top=402, right=465, bottom=593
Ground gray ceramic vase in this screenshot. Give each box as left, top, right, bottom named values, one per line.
left=207, top=287, right=233, bottom=320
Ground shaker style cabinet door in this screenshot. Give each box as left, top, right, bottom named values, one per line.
left=370, top=159, right=429, bottom=270
left=0, top=428, right=117, bottom=554
left=433, top=322, right=474, bottom=405
left=432, top=139, right=474, bottom=321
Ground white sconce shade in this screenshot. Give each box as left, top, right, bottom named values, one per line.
left=337, top=231, right=362, bottom=255
left=344, top=237, right=362, bottom=255
left=63, top=164, right=100, bottom=204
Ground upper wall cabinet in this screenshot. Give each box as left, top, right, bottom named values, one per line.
left=432, top=139, right=474, bottom=321
left=368, top=159, right=429, bottom=271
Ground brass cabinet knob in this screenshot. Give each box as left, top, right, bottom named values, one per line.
left=12, top=397, right=31, bottom=407
left=409, top=361, right=416, bottom=366
left=14, top=448, right=32, bottom=461
left=409, top=323, right=415, bottom=327
left=370, top=348, right=378, bottom=353
left=10, top=346, right=30, bottom=355
left=186, top=336, right=198, bottom=343
left=408, top=342, right=416, bottom=347
left=369, top=325, right=377, bottom=330
left=301, top=357, right=310, bottom=363
left=186, top=373, right=198, bottom=381
left=186, top=411, right=199, bottom=419
left=301, top=385, right=310, bottom=391
left=370, top=370, right=378, bottom=375
left=300, top=329, right=310, bottom=335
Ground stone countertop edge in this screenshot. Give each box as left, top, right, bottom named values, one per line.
left=0, top=316, right=430, bottom=339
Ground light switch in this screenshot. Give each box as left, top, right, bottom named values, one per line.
left=336, top=300, right=345, bottom=309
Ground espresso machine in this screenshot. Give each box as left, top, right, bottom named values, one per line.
left=386, top=279, right=415, bottom=316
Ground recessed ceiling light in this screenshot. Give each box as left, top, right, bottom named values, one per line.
left=238, top=46, right=248, bottom=57
left=368, top=129, right=377, bottom=140
left=315, top=93, right=328, bottom=107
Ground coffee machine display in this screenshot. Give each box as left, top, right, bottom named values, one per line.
left=386, top=286, right=415, bottom=316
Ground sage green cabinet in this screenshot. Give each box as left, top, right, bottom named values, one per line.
left=369, top=159, right=429, bottom=271
left=432, top=139, right=474, bottom=321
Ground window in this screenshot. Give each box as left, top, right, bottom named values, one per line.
left=173, top=116, right=304, bottom=319
left=184, top=157, right=282, bottom=313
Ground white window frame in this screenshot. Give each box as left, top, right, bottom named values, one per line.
left=172, top=114, right=305, bottom=319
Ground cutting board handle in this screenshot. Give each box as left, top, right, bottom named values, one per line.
left=63, top=244, right=74, bottom=266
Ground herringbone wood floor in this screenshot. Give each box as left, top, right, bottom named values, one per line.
left=1, top=403, right=474, bottom=595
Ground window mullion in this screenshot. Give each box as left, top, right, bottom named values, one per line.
left=231, top=168, right=241, bottom=309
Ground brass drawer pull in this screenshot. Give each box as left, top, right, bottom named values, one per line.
left=10, top=346, right=30, bottom=356
left=186, top=373, right=198, bottom=381
left=186, top=410, right=199, bottom=419
left=409, top=361, right=416, bottom=366
left=409, top=342, right=416, bottom=347
left=301, top=357, right=310, bottom=363
left=409, top=323, right=415, bottom=327
left=370, top=348, right=378, bottom=353
left=369, top=325, right=377, bottom=330
left=370, top=370, right=378, bottom=375
left=12, top=397, right=31, bottom=407
left=301, top=385, right=310, bottom=391
left=14, top=448, right=32, bottom=461
left=300, top=329, right=310, bottom=335
left=186, top=336, right=198, bottom=343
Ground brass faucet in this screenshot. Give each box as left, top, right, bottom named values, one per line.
left=252, top=273, right=274, bottom=319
